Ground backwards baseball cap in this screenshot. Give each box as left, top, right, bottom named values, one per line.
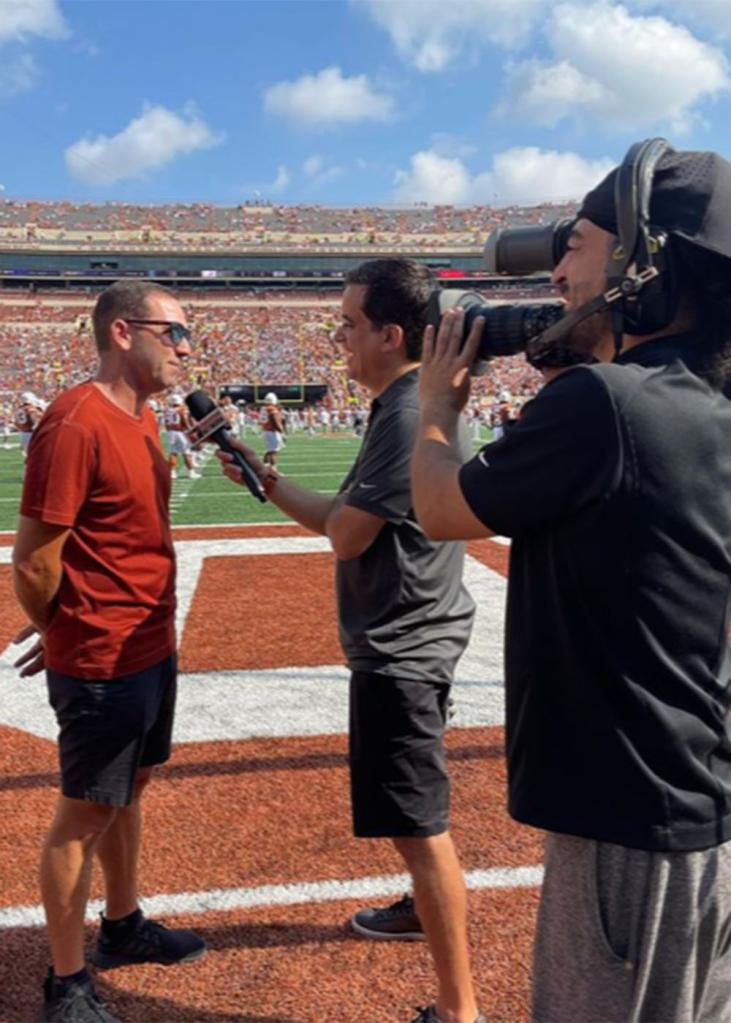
left=578, top=147, right=731, bottom=260
left=21, top=391, right=37, bottom=404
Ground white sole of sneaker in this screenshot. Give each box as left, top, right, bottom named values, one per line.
left=349, top=917, right=426, bottom=941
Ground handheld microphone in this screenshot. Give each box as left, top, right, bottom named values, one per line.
left=185, top=391, right=267, bottom=503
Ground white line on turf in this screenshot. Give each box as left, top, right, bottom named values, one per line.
left=0, top=546, right=507, bottom=741
left=169, top=449, right=214, bottom=513
left=0, top=864, right=543, bottom=929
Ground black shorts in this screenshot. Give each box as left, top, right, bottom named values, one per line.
left=47, top=655, right=177, bottom=807
left=349, top=670, right=451, bottom=838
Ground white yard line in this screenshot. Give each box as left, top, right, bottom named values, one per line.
left=168, top=448, right=214, bottom=513
left=0, top=865, right=542, bottom=929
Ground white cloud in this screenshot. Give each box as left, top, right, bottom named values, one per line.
left=302, top=154, right=344, bottom=185
left=303, top=155, right=325, bottom=177
left=394, top=146, right=614, bottom=205
left=634, top=0, right=731, bottom=39
left=355, top=0, right=542, bottom=71
left=394, top=151, right=474, bottom=204
left=64, top=103, right=224, bottom=186
left=270, top=165, right=290, bottom=192
left=498, top=2, right=729, bottom=133
left=0, top=0, right=67, bottom=43
left=263, top=66, right=394, bottom=127
left=0, top=1, right=67, bottom=99
left=498, top=59, right=608, bottom=129
left=0, top=51, right=38, bottom=95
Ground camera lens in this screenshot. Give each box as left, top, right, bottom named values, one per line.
left=466, top=301, right=566, bottom=358
left=483, top=218, right=575, bottom=274
left=427, top=289, right=566, bottom=365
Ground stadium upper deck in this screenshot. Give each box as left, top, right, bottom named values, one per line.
left=0, top=198, right=577, bottom=253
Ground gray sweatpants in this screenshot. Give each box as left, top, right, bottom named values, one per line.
left=532, top=832, right=731, bottom=1023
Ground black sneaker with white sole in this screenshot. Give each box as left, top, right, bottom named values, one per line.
left=410, top=1006, right=487, bottom=1023
left=91, top=909, right=206, bottom=969
left=350, top=893, right=425, bottom=941
left=40, top=969, right=120, bottom=1023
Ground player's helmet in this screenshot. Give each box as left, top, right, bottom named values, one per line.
left=264, top=392, right=278, bottom=404
left=21, top=391, right=37, bottom=404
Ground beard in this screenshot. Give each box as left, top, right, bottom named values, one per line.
left=526, top=304, right=614, bottom=368
left=563, top=305, right=614, bottom=359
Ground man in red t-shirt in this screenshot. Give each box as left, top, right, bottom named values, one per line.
left=12, top=282, right=205, bottom=1023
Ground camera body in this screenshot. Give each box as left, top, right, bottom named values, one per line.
left=427, top=217, right=570, bottom=370
left=431, top=139, right=685, bottom=366
left=426, top=288, right=565, bottom=373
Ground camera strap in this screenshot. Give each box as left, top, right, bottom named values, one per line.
left=526, top=266, right=660, bottom=368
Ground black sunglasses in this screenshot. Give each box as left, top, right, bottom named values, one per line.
left=125, top=319, right=193, bottom=348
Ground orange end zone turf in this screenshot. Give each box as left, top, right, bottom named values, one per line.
left=0, top=528, right=539, bottom=1023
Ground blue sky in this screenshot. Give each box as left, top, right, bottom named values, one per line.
left=1, top=0, right=731, bottom=206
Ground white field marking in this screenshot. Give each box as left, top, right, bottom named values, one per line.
left=172, top=474, right=354, bottom=493
left=173, top=485, right=342, bottom=499
left=0, top=540, right=508, bottom=741
left=241, top=462, right=355, bottom=469
left=0, top=864, right=543, bottom=930
left=168, top=448, right=214, bottom=512
left=173, top=490, right=342, bottom=504
left=170, top=521, right=312, bottom=531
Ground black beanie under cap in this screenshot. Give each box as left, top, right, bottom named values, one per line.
left=578, top=147, right=731, bottom=261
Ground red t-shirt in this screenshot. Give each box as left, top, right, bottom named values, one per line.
left=20, top=382, right=176, bottom=679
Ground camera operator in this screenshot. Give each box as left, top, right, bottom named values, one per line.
left=411, top=145, right=731, bottom=1023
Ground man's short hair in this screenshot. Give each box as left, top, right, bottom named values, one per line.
left=345, top=259, right=435, bottom=361
left=91, top=281, right=175, bottom=353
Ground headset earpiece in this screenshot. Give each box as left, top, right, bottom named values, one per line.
left=609, top=138, right=678, bottom=339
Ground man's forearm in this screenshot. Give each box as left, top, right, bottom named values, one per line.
left=412, top=403, right=465, bottom=534
left=12, top=558, right=62, bottom=631
left=267, top=476, right=337, bottom=535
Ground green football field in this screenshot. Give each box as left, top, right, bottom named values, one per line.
left=0, top=429, right=493, bottom=532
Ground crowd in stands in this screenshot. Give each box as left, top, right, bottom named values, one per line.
left=0, top=198, right=578, bottom=252
left=0, top=289, right=545, bottom=435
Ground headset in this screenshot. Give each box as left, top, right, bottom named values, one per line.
left=528, top=137, right=678, bottom=365
left=608, top=136, right=677, bottom=339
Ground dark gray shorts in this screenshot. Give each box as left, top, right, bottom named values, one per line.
left=532, top=832, right=731, bottom=1023
left=47, top=655, right=177, bottom=807
left=349, top=670, right=451, bottom=838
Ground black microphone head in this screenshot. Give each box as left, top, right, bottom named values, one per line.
left=185, top=390, right=216, bottom=421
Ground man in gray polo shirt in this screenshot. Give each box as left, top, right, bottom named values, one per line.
left=218, top=258, right=482, bottom=1023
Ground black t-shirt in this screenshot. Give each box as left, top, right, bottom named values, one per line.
left=460, top=336, right=731, bottom=851
left=337, top=370, right=475, bottom=682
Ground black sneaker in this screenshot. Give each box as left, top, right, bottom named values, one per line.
left=409, top=1007, right=487, bottom=1023
left=40, top=969, right=120, bottom=1023
left=91, top=910, right=206, bottom=969
left=350, top=893, right=425, bottom=941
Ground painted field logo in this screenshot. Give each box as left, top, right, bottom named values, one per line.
left=0, top=529, right=509, bottom=744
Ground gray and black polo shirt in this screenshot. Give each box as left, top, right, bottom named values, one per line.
left=336, top=369, right=475, bottom=683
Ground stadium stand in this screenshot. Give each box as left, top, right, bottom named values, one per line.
left=0, top=198, right=578, bottom=252
left=0, top=200, right=562, bottom=434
